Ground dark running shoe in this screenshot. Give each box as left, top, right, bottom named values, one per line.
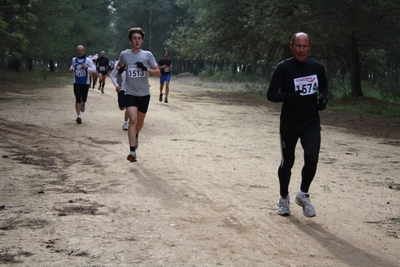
left=127, top=151, right=137, bottom=162
left=159, top=93, right=163, bottom=102
left=76, top=117, right=82, bottom=124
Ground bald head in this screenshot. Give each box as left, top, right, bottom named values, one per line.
left=290, top=32, right=311, bottom=63
left=76, top=45, right=85, bottom=57
left=291, top=32, right=310, bottom=45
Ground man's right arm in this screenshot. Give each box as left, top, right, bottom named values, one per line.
left=267, top=64, right=286, bottom=102
left=158, top=59, right=165, bottom=69
left=117, top=53, right=124, bottom=68
left=69, top=58, right=75, bottom=73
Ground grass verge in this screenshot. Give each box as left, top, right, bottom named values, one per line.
left=0, top=70, right=70, bottom=91
left=176, top=75, right=400, bottom=122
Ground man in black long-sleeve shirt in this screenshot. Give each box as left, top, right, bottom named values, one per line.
left=97, top=51, right=109, bottom=93
left=267, top=32, right=328, bottom=218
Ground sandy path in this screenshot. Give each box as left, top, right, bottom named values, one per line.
left=0, top=76, right=399, bottom=266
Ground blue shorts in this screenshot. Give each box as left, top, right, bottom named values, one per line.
left=160, top=74, right=171, bottom=85
left=118, top=90, right=126, bottom=109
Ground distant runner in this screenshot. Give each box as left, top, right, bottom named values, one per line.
left=96, top=51, right=109, bottom=93
left=158, top=50, right=173, bottom=103
left=69, top=45, right=96, bottom=124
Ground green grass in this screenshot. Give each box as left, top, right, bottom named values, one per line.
left=179, top=75, right=400, bottom=122
left=0, top=70, right=71, bottom=91
left=328, top=78, right=400, bottom=121
left=329, top=97, right=400, bottom=121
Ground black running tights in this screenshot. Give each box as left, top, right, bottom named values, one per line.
left=278, top=119, right=321, bottom=197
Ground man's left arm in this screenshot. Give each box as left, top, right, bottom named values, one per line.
left=317, top=66, right=328, bottom=110
left=147, top=66, right=161, bottom=77
left=318, top=65, right=328, bottom=97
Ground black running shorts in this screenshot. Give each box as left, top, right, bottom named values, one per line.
left=125, top=94, right=150, bottom=113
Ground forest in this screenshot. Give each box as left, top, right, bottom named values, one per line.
left=1, top=0, right=400, bottom=100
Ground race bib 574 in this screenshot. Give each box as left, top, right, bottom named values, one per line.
left=294, top=75, right=318, bottom=96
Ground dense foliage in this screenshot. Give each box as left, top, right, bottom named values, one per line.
left=1, top=0, right=400, bottom=98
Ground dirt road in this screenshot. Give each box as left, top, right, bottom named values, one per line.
left=0, top=76, right=399, bottom=266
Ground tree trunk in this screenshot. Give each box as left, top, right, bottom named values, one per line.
left=7, top=58, right=20, bottom=72
left=185, top=60, right=190, bottom=72
left=49, top=59, right=55, bottom=73
left=190, top=60, right=198, bottom=74
left=175, top=59, right=180, bottom=73
left=148, top=3, right=152, bottom=51
left=199, top=60, right=204, bottom=73
left=28, top=57, right=33, bottom=71
left=242, top=64, right=247, bottom=73
left=217, top=60, right=224, bottom=72
left=246, top=64, right=253, bottom=75
left=349, top=35, right=363, bottom=96
left=232, top=63, right=237, bottom=75
left=252, top=58, right=257, bottom=75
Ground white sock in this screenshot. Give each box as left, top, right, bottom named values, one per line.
left=77, top=115, right=81, bottom=118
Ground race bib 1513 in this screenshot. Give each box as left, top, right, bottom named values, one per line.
left=128, top=65, right=145, bottom=78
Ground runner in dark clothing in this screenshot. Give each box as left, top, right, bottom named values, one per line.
left=267, top=32, right=328, bottom=218
left=97, top=51, right=109, bottom=93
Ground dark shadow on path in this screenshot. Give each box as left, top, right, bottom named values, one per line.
left=288, top=216, right=396, bottom=267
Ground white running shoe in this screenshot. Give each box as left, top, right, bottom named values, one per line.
left=122, top=122, right=128, bottom=131
left=277, top=195, right=290, bottom=216
left=295, top=194, right=316, bottom=217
